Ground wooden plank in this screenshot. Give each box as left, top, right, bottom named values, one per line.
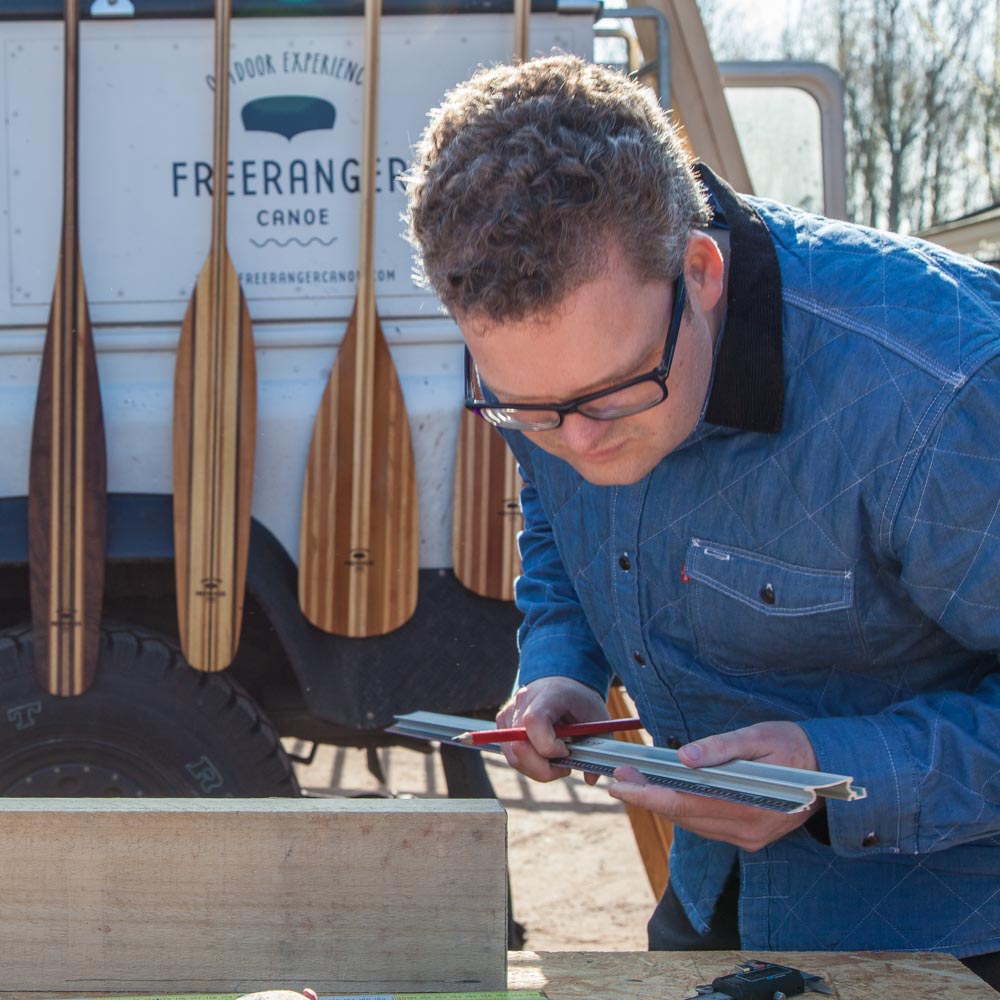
left=0, top=798, right=507, bottom=993
left=607, top=686, right=671, bottom=899
left=298, top=0, right=419, bottom=636
left=172, top=0, right=257, bottom=671
left=625, top=0, right=753, bottom=192
left=508, top=950, right=998, bottom=999
left=28, top=0, right=107, bottom=696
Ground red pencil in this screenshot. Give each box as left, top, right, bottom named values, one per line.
left=452, top=717, right=644, bottom=746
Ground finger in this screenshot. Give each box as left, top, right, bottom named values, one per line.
left=679, top=726, right=763, bottom=768
left=680, top=722, right=817, bottom=770
left=613, top=765, right=645, bottom=784
left=506, top=739, right=572, bottom=783
left=609, top=777, right=746, bottom=824
left=522, top=712, right=569, bottom=759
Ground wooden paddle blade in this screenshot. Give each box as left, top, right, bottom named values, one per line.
left=173, top=251, right=257, bottom=671
left=299, top=303, right=419, bottom=636
left=607, top=685, right=672, bottom=897
left=452, top=410, right=523, bottom=601
left=451, top=0, right=528, bottom=603
left=28, top=248, right=107, bottom=696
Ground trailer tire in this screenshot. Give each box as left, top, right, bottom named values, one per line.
left=0, top=622, right=300, bottom=797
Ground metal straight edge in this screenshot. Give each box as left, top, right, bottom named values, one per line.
left=389, top=711, right=867, bottom=814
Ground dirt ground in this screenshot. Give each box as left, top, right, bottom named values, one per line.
left=289, top=737, right=655, bottom=952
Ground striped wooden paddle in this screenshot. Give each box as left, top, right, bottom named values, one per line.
left=172, top=0, right=257, bottom=671
left=450, top=0, right=530, bottom=601
left=297, top=0, right=419, bottom=636
left=28, top=0, right=107, bottom=696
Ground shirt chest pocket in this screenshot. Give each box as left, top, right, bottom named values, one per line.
left=685, top=538, right=864, bottom=673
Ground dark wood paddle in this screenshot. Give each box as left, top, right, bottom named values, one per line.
left=298, top=0, right=418, bottom=636
left=172, top=0, right=256, bottom=671
left=28, top=0, right=107, bottom=697
left=450, top=0, right=530, bottom=602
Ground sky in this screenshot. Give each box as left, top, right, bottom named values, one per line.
left=602, top=0, right=806, bottom=55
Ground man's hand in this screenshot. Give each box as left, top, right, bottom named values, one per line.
left=496, top=677, right=610, bottom=784
left=608, top=721, right=821, bottom=852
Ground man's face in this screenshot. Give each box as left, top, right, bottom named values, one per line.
left=459, top=246, right=716, bottom=486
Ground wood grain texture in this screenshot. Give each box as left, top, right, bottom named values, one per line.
left=607, top=685, right=672, bottom=897
left=507, top=950, right=998, bottom=999
left=450, top=0, right=529, bottom=603
left=452, top=411, right=523, bottom=601
left=0, top=798, right=507, bottom=992
left=172, top=0, right=256, bottom=671
left=298, top=0, right=418, bottom=636
left=27, top=0, right=107, bottom=697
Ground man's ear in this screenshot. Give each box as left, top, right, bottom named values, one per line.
left=683, top=230, right=725, bottom=314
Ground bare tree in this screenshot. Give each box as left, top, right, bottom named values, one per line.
left=698, top=0, right=995, bottom=232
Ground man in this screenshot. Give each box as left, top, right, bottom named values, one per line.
left=406, top=55, right=1000, bottom=983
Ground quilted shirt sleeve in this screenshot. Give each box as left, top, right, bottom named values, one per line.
left=506, top=436, right=614, bottom=698
left=802, top=353, right=1000, bottom=858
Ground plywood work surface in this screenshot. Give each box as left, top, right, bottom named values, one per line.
left=508, top=949, right=998, bottom=998
left=0, top=798, right=506, bottom=993
left=3, top=949, right=993, bottom=999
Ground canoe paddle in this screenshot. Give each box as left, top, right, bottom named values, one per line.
left=172, top=0, right=257, bottom=671
left=28, top=0, right=107, bottom=696
left=298, top=0, right=419, bottom=636
left=450, top=0, right=530, bottom=601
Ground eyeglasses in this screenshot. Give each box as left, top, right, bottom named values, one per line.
left=465, top=278, right=686, bottom=432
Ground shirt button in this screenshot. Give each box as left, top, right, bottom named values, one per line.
left=633, top=651, right=646, bottom=666
left=618, top=553, right=631, bottom=571
left=666, top=737, right=682, bottom=750
left=760, top=583, right=776, bottom=605
left=862, top=831, right=879, bottom=848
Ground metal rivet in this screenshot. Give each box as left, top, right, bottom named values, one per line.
left=666, top=737, right=682, bottom=750
left=760, top=583, right=776, bottom=605
left=862, top=831, right=879, bottom=848
left=618, top=553, right=631, bottom=571
left=633, top=651, right=645, bottom=666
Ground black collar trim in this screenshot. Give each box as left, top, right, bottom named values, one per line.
left=695, top=163, right=784, bottom=433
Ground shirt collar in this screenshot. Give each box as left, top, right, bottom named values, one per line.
left=694, top=163, right=784, bottom=434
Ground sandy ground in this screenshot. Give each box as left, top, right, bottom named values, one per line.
left=288, top=737, right=655, bottom=952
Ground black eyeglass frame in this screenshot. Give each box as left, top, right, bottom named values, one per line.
left=464, top=277, right=687, bottom=431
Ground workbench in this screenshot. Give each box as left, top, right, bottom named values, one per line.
left=5, top=950, right=995, bottom=999
left=507, top=950, right=998, bottom=998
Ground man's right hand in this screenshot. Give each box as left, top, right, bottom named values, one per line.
left=496, top=677, right=611, bottom=783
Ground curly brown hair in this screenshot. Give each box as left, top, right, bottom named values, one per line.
left=405, top=54, right=710, bottom=322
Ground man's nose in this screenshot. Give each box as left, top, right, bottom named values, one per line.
left=557, top=411, right=609, bottom=454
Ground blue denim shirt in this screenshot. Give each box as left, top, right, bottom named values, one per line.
left=504, top=178, right=1000, bottom=956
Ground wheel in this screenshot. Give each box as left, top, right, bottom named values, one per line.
left=0, top=623, right=300, bottom=797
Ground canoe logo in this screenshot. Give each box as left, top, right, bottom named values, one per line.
left=346, top=547, right=375, bottom=569
left=241, top=95, right=336, bottom=141
left=196, top=577, right=227, bottom=601
left=499, top=497, right=522, bottom=517
left=51, top=607, right=82, bottom=629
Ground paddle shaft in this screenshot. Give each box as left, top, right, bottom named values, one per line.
left=450, top=0, right=529, bottom=601
left=297, top=0, right=418, bottom=636
left=28, top=0, right=107, bottom=696
left=172, top=0, right=257, bottom=671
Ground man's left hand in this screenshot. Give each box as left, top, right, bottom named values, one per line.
left=608, top=721, right=821, bottom=852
